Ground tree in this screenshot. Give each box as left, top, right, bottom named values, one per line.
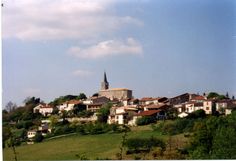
left=5, top=127, right=18, bottom=161
left=24, top=97, right=40, bottom=106
left=5, top=101, right=17, bottom=112
left=97, top=103, right=112, bottom=123
left=232, top=96, right=235, bottom=100
left=136, top=116, right=156, bottom=126
left=226, top=92, right=229, bottom=98
left=211, top=127, right=236, bottom=159
left=92, top=93, right=99, bottom=97
left=187, top=109, right=206, bottom=119
left=34, top=132, right=44, bottom=143
left=77, top=93, right=87, bottom=100
left=49, top=115, right=59, bottom=129
left=207, top=92, right=219, bottom=99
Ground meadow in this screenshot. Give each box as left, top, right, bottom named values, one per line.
left=3, top=125, right=188, bottom=160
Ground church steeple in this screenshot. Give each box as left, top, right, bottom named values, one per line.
left=101, top=72, right=109, bottom=90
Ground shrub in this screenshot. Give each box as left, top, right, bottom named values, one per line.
left=125, top=136, right=165, bottom=154
left=136, top=116, right=156, bottom=125
left=34, top=132, right=44, bottom=143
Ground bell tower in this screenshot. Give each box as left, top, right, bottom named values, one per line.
left=101, top=72, right=109, bottom=90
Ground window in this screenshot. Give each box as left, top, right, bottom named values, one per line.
left=206, top=107, right=209, bottom=110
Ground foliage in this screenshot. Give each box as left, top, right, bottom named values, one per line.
left=187, top=109, right=206, bottom=119
left=73, top=105, right=87, bottom=115
left=125, top=136, right=165, bottom=154
left=136, top=116, right=156, bottom=126
left=97, top=103, right=113, bottom=123
left=53, top=124, right=75, bottom=135
left=50, top=95, right=83, bottom=106
left=152, top=119, right=195, bottom=135
left=5, top=101, right=17, bottom=112
left=34, top=132, right=44, bottom=143
left=75, top=123, right=130, bottom=135
left=15, top=120, right=33, bottom=129
left=77, top=93, right=87, bottom=100
left=77, top=110, right=94, bottom=118
left=207, top=92, right=219, bottom=99
left=211, top=127, right=236, bottom=159
left=188, top=111, right=236, bottom=159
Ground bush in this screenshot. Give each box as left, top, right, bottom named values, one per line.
left=125, top=136, right=165, bottom=154
left=136, top=116, right=156, bottom=125
left=152, top=119, right=195, bottom=135
left=187, top=110, right=206, bottom=119
left=53, top=125, right=75, bottom=135
left=34, top=132, right=44, bottom=143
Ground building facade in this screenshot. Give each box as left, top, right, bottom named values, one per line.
left=98, top=72, right=133, bottom=100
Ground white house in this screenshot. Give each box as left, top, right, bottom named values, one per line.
left=58, top=100, right=81, bottom=112
left=27, top=130, right=37, bottom=139
left=203, top=100, right=213, bottom=114
left=33, top=103, right=54, bottom=116
left=178, top=112, right=189, bottom=118
left=108, top=105, right=138, bottom=125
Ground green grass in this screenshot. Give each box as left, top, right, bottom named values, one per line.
left=3, top=125, right=188, bottom=160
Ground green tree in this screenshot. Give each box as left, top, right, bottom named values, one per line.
left=49, top=115, right=59, bottom=129
left=97, top=103, right=112, bottom=123
left=136, top=116, right=156, bottom=126
left=34, top=132, right=44, bottom=143
left=207, top=92, right=219, bottom=99
left=77, top=93, right=87, bottom=100
left=211, top=127, right=236, bottom=159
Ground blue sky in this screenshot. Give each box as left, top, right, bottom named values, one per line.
left=2, top=0, right=236, bottom=106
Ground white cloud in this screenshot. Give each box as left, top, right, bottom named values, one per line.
left=2, top=0, right=143, bottom=41
left=72, top=70, right=92, bottom=77
left=68, top=37, right=143, bottom=59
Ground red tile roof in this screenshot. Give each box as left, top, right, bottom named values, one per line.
left=145, top=103, right=169, bottom=109
left=191, top=95, right=206, bottom=100
left=67, top=100, right=81, bottom=104
left=136, top=110, right=161, bottom=116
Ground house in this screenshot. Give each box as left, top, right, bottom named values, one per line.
left=190, top=95, right=206, bottom=102
left=83, top=96, right=110, bottom=112
left=122, top=98, right=139, bottom=106
left=203, top=100, right=214, bottom=114
left=216, top=100, right=236, bottom=115
left=58, top=99, right=81, bottom=112
left=143, top=103, right=169, bottom=111
left=170, top=93, right=200, bottom=105
left=27, top=130, right=37, bottom=139
left=132, top=109, right=166, bottom=124
left=178, top=112, right=189, bottom=118
left=225, top=106, right=236, bottom=115
left=33, top=103, right=54, bottom=116
left=38, top=122, right=51, bottom=135
left=185, top=102, right=204, bottom=113
left=139, top=97, right=167, bottom=105
left=184, top=100, right=214, bottom=114
left=108, top=105, right=138, bottom=125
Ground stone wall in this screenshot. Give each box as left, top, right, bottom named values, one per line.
left=99, top=89, right=132, bottom=100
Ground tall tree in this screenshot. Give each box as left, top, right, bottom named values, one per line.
left=226, top=92, right=229, bottom=98
left=5, top=101, right=17, bottom=112
left=77, top=93, right=87, bottom=100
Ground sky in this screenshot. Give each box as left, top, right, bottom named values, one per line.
left=2, top=0, right=236, bottom=106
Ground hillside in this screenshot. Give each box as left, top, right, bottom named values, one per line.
left=3, top=125, right=188, bottom=160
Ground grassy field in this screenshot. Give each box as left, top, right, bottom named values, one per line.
left=3, top=125, right=188, bottom=160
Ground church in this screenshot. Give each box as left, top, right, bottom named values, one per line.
left=98, top=72, right=133, bottom=100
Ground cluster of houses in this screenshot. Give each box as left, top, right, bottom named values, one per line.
left=27, top=73, right=236, bottom=142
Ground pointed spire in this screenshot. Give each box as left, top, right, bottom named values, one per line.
left=101, top=71, right=109, bottom=90
left=104, top=71, right=108, bottom=83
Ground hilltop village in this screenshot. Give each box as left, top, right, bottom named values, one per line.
left=4, top=72, right=236, bottom=143
left=3, top=72, right=236, bottom=160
